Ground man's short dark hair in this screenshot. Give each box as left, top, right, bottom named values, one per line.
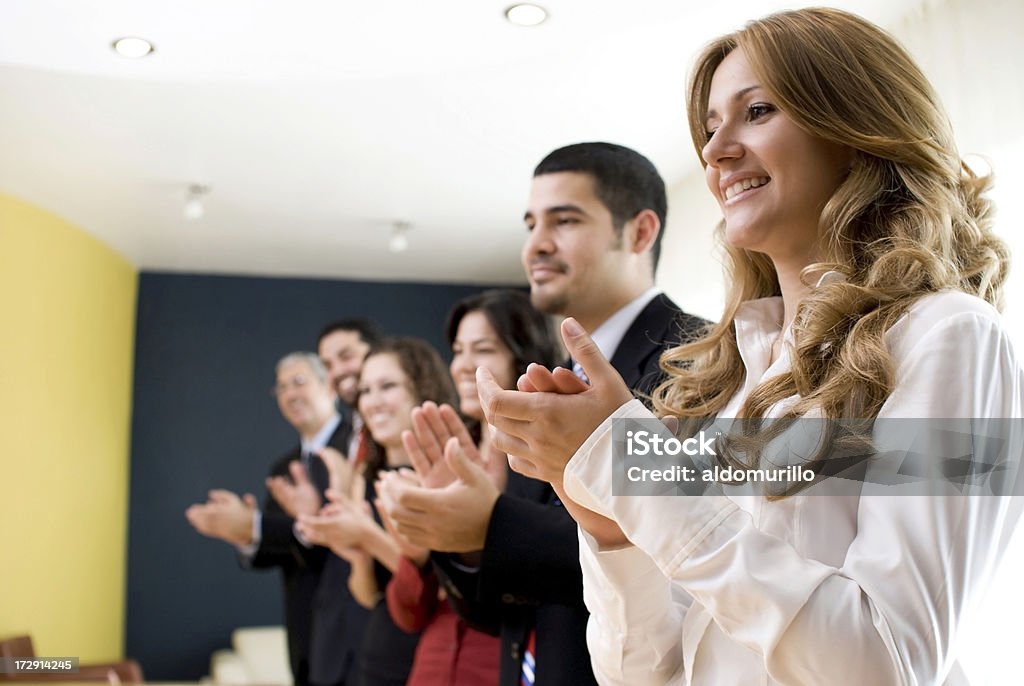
left=316, top=318, right=384, bottom=348
left=534, top=142, right=667, bottom=273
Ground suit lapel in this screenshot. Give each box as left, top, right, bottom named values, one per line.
left=307, top=452, right=330, bottom=493
left=609, top=293, right=681, bottom=390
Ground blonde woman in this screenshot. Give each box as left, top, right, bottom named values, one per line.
left=475, top=8, right=1023, bottom=685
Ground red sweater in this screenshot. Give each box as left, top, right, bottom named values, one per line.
left=386, top=556, right=500, bottom=686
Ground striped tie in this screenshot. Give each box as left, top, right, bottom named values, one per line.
left=520, top=630, right=536, bottom=686
left=571, top=360, right=590, bottom=385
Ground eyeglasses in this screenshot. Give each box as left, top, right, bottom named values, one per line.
left=271, top=375, right=310, bottom=397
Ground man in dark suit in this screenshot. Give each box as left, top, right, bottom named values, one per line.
left=316, top=318, right=383, bottom=454
left=187, top=352, right=365, bottom=686
left=380, top=143, right=707, bottom=685
left=263, top=319, right=384, bottom=686
left=305, top=319, right=382, bottom=686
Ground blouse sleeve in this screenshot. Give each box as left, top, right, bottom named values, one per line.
left=565, top=306, right=1024, bottom=685
left=576, top=527, right=688, bottom=685
left=386, top=555, right=439, bottom=634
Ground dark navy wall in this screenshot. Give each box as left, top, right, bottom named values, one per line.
left=125, top=272, right=507, bottom=680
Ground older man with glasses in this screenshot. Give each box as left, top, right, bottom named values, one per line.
left=187, top=352, right=367, bottom=686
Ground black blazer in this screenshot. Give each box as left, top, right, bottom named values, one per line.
left=249, top=415, right=370, bottom=686
left=436, top=294, right=708, bottom=686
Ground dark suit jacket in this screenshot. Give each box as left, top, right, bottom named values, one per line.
left=436, top=294, right=708, bottom=686
left=248, top=414, right=370, bottom=686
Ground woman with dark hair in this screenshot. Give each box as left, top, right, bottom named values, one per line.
left=475, top=8, right=1023, bottom=685
left=298, top=337, right=456, bottom=686
left=377, top=289, right=561, bottom=686
left=443, top=289, right=563, bottom=435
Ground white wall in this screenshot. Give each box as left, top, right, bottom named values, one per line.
left=658, top=167, right=726, bottom=321
left=897, top=0, right=1024, bottom=347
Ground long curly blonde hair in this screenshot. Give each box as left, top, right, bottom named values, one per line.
left=653, top=8, right=1008, bottom=467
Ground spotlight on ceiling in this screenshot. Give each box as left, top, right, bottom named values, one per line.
left=112, top=37, right=155, bottom=59
left=183, top=184, right=209, bottom=221
left=504, top=3, right=548, bottom=27
left=389, top=221, right=411, bottom=253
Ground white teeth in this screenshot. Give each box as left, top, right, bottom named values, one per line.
left=725, top=176, right=770, bottom=200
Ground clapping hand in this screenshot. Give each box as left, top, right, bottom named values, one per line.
left=375, top=437, right=500, bottom=553
left=185, top=489, right=257, bottom=546
left=266, top=461, right=321, bottom=518
left=296, top=494, right=372, bottom=556
left=478, top=317, right=633, bottom=485
left=402, top=401, right=507, bottom=490
left=316, top=446, right=356, bottom=497
left=375, top=475, right=430, bottom=566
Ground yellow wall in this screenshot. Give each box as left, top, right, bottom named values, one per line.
left=0, top=194, right=137, bottom=661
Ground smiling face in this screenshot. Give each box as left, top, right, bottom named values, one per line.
left=318, top=329, right=371, bottom=406
left=521, top=172, right=633, bottom=326
left=702, top=48, right=851, bottom=269
left=275, top=359, right=337, bottom=437
left=449, top=310, right=516, bottom=420
left=357, top=352, right=417, bottom=452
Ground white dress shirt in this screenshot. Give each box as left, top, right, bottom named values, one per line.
left=563, top=290, right=1024, bottom=685
left=299, top=412, right=343, bottom=461
left=572, top=287, right=661, bottom=383
left=589, top=286, right=662, bottom=362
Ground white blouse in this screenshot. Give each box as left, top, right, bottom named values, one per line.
left=563, top=291, right=1024, bottom=686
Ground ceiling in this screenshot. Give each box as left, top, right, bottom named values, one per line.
left=0, top=0, right=918, bottom=284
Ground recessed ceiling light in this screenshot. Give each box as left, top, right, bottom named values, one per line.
left=112, top=37, right=155, bottom=59
left=389, top=221, right=411, bottom=253
left=183, top=184, right=209, bottom=221
left=505, top=3, right=548, bottom=27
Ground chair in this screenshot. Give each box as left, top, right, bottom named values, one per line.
left=0, top=635, right=143, bottom=683
left=208, top=626, right=291, bottom=685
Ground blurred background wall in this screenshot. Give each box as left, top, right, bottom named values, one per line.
left=126, top=273, right=506, bottom=679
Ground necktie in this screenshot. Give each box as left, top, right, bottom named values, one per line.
left=520, top=630, right=536, bottom=686
left=571, top=359, right=590, bottom=385
left=302, top=450, right=328, bottom=492
left=347, top=412, right=364, bottom=463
